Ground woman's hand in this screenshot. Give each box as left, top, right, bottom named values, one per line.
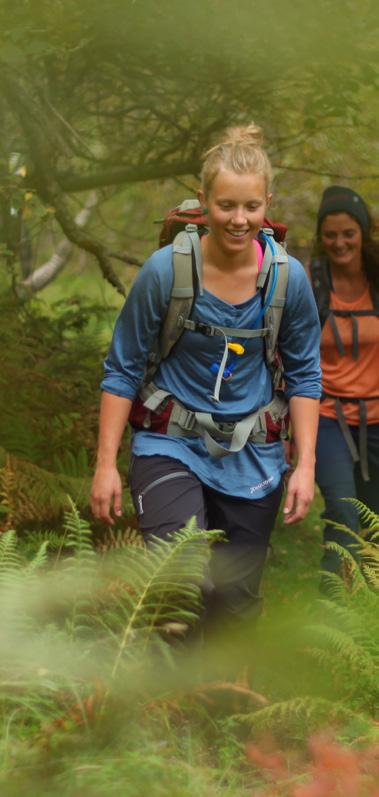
left=91, top=392, right=132, bottom=524
left=282, top=463, right=315, bottom=525
left=283, top=396, right=319, bottom=524
left=91, top=465, right=123, bottom=525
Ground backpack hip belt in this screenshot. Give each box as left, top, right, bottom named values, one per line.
left=130, top=383, right=289, bottom=459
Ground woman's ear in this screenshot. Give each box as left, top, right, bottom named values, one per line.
left=197, top=188, right=206, bottom=208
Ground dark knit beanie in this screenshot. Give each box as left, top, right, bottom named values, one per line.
left=317, top=185, right=370, bottom=233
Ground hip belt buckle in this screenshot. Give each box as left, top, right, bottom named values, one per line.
left=176, top=407, right=197, bottom=432
left=216, top=421, right=236, bottom=436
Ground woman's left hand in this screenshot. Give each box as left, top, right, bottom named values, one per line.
left=282, top=463, right=315, bottom=524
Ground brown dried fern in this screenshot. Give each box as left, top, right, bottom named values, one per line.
left=96, top=523, right=145, bottom=553
left=0, top=454, right=17, bottom=532
left=0, top=449, right=90, bottom=528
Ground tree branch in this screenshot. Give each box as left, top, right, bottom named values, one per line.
left=107, top=251, right=143, bottom=267
left=272, top=163, right=379, bottom=180
left=51, top=158, right=201, bottom=193
left=2, top=72, right=127, bottom=296
left=16, top=192, right=99, bottom=298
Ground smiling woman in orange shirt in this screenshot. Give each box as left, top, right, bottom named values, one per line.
left=308, top=186, right=379, bottom=589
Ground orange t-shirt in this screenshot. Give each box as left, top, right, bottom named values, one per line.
left=320, top=287, right=379, bottom=425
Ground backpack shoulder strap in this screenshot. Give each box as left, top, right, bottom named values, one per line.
left=310, top=256, right=331, bottom=327
left=150, top=229, right=290, bottom=387
left=259, top=234, right=289, bottom=383
left=158, top=228, right=201, bottom=360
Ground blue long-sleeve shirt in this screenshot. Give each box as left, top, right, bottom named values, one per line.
left=102, top=244, right=321, bottom=499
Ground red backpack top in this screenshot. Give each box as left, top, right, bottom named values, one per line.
left=158, top=199, right=288, bottom=248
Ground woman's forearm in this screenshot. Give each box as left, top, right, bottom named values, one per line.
left=282, top=395, right=320, bottom=524
left=96, top=391, right=133, bottom=468
left=288, top=395, right=320, bottom=467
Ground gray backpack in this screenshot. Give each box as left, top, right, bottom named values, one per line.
left=130, top=202, right=290, bottom=458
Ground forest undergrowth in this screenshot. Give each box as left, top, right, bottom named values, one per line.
left=0, top=499, right=377, bottom=797
left=0, top=292, right=378, bottom=795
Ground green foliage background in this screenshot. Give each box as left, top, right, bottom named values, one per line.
left=0, top=0, right=378, bottom=535
left=0, top=7, right=378, bottom=794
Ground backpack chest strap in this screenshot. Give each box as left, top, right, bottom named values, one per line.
left=180, top=319, right=270, bottom=339
left=178, top=319, right=270, bottom=403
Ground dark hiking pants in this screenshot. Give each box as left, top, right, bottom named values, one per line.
left=128, top=454, right=283, bottom=623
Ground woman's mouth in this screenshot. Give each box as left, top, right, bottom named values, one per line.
left=226, top=229, right=249, bottom=238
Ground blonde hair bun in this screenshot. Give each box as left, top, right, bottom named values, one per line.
left=201, top=121, right=272, bottom=196
left=218, top=123, right=263, bottom=149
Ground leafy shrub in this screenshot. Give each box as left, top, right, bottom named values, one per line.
left=236, top=507, right=378, bottom=746
left=0, top=291, right=127, bottom=527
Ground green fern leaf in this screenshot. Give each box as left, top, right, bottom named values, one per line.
left=343, top=498, right=379, bottom=530
left=106, top=520, right=222, bottom=682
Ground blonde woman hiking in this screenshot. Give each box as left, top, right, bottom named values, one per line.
left=91, top=123, right=321, bottom=624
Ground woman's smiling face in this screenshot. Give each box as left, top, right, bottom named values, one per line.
left=320, top=213, right=363, bottom=269
left=199, top=168, right=270, bottom=257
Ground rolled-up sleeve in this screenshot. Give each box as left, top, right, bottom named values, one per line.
left=279, top=257, right=322, bottom=400
left=101, top=248, right=173, bottom=399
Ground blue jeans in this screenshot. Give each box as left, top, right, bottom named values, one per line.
left=316, top=416, right=379, bottom=576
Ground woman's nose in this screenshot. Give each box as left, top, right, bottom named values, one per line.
left=231, top=207, right=247, bottom=225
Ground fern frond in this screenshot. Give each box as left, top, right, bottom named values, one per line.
left=342, top=498, right=379, bottom=530
left=325, top=540, right=362, bottom=568
left=97, top=525, right=145, bottom=553
left=0, top=529, right=51, bottom=637
left=305, top=647, right=337, bottom=671
left=326, top=536, right=379, bottom=594
left=52, top=446, right=89, bottom=478
left=324, top=527, right=362, bottom=552
left=236, top=696, right=356, bottom=733
left=362, top=561, right=379, bottom=590
left=317, top=597, right=375, bottom=641
left=107, top=521, right=222, bottom=681
left=19, top=530, right=67, bottom=557
left=0, top=449, right=90, bottom=527
left=308, top=522, right=379, bottom=712
left=61, top=499, right=96, bottom=639
left=318, top=570, right=352, bottom=601
left=63, top=497, right=95, bottom=565
left=0, top=530, right=22, bottom=582
left=324, top=517, right=361, bottom=538
left=0, top=455, right=17, bottom=531
left=25, top=541, right=49, bottom=575
left=307, top=623, right=376, bottom=674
